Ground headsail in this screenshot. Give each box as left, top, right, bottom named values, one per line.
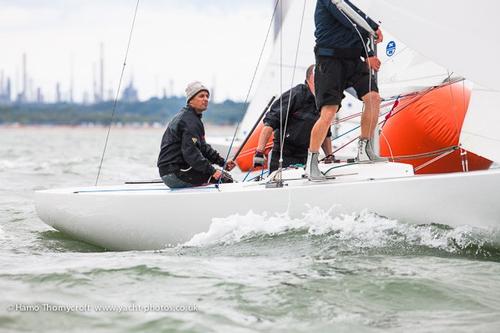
left=351, top=0, right=500, bottom=162
left=351, top=0, right=500, bottom=91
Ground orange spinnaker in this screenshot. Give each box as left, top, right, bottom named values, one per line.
left=235, top=122, right=273, bottom=171
left=380, top=82, right=492, bottom=174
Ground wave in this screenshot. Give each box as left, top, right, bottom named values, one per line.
left=0, top=157, right=89, bottom=171
left=183, top=208, right=500, bottom=260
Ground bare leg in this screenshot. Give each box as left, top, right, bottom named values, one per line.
left=309, top=105, right=339, bottom=152
left=360, top=91, right=381, bottom=139
left=305, top=105, right=338, bottom=180
left=357, top=91, right=386, bottom=162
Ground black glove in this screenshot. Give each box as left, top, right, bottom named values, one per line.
left=220, top=170, right=234, bottom=183
left=324, top=154, right=335, bottom=164
left=253, top=150, right=265, bottom=168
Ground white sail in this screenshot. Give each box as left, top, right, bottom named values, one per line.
left=240, top=0, right=455, bottom=140
left=351, top=0, right=500, bottom=162
left=238, top=0, right=316, bottom=139
left=351, top=0, right=500, bottom=91
left=461, top=88, right=500, bottom=162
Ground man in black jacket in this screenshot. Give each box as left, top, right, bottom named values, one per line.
left=306, top=0, right=386, bottom=181
left=253, top=65, right=333, bottom=172
left=157, top=81, right=235, bottom=188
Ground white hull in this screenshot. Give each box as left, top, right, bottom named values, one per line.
left=35, top=163, right=500, bottom=250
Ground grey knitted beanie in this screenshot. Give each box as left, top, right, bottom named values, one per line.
left=185, top=81, right=210, bottom=103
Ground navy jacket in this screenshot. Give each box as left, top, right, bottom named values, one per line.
left=157, top=106, right=225, bottom=177
left=263, top=83, right=331, bottom=152
left=315, top=0, right=379, bottom=57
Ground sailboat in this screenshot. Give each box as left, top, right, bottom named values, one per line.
left=35, top=0, right=500, bottom=250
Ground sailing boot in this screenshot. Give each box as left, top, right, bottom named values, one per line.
left=305, top=151, right=326, bottom=181
left=357, top=138, right=388, bottom=163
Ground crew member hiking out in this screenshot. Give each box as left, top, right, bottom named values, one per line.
left=157, top=81, right=236, bottom=188
left=306, top=0, right=386, bottom=181
left=253, top=65, right=333, bottom=172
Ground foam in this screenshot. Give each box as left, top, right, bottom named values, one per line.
left=184, top=207, right=499, bottom=255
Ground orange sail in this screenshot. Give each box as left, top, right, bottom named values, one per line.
left=380, top=82, right=492, bottom=174
left=235, top=122, right=273, bottom=172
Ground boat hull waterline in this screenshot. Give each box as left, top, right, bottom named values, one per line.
left=35, top=163, right=500, bottom=250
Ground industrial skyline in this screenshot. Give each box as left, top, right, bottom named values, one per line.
left=0, top=45, right=176, bottom=106
left=0, top=1, right=272, bottom=105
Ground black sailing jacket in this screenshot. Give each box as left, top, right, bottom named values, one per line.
left=263, top=83, right=330, bottom=153
left=157, top=106, right=225, bottom=177
left=315, top=0, right=379, bottom=57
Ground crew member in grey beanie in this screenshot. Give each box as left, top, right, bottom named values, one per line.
left=157, top=81, right=236, bottom=188
left=185, top=81, right=209, bottom=103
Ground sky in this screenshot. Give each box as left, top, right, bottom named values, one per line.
left=0, top=0, right=275, bottom=102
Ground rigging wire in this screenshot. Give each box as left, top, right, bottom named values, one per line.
left=278, top=0, right=283, bottom=184
left=337, top=8, right=377, bottom=141
left=95, top=0, right=140, bottom=186
left=220, top=0, right=281, bottom=186
left=446, top=70, right=469, bottom=172
left=276, top=0, right=307, bottom=183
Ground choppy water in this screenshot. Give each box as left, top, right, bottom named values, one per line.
left=1, top=126, right=500, bottom=333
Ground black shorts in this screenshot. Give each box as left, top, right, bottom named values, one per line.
left=314, top=55, right=378, bottom=110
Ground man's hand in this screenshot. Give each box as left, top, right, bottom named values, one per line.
left=253, top=150, right=265, bottom=168
left=375, top=28, right=383, bottom=43
left=366, top=56, right=381, bottom=72
left=212, top=170, right=223, bottom=180
left=224, top=160, right=236, bottom=171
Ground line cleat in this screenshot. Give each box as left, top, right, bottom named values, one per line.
left=305, top=151, right=326, bottom=181
left=357, top=138, right=388, bottom=163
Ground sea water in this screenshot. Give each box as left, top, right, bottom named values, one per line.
left=1, top=126, right=500, bottom=333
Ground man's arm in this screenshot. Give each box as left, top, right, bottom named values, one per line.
left=346, top=0, right=379, bottom=32
left=200, top=141, right=225, bottom=167
left=180, top=125, right=216, bottom=175
left=323, top=0, right=378, bottom=33
left=262, top=88, right=294, bottom=131
left=322, top=0, right=361, bottom=31
left=253, top=125, right=273, bottom=168
left=256, top=125, right=274, bottom=153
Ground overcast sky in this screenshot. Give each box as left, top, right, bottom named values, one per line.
left=0, top=0, right=275, bottom=102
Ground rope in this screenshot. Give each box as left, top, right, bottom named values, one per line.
left=391, top=146, right=459, bottom=162
left=95, top=0, right=140, bottom=186
left=414, top=148, right=457, bottom=172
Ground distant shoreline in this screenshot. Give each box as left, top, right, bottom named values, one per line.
left=0, top=98, right=247, bottom=127
left=0, top=122, right=237, bottom=132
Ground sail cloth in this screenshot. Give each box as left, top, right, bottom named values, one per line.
left=238, top=0, right=449, bottom=139
left=461, top=89, right=500, bottom=163
left=239, top=0, right=500, bottom=162
left=351, top=0, right=500, bottom=91
left=237, top=0, right=316, bottom=140
left=351, top=0, right=500, bottom=163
